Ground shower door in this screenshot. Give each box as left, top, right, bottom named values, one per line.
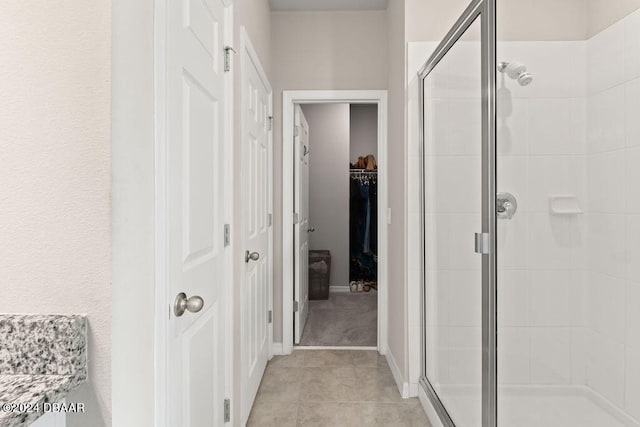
left=422, top=0, right=640, bottom=425
left=419, top=0, right=497, bottom=426
left=419, top=0, right=497, bottom=425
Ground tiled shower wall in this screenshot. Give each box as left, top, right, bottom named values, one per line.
left=584, top=8, right=640, bottom=418
left=496, top=39, right=588, bottom=388
left=497, top=6, right=640, bottom=420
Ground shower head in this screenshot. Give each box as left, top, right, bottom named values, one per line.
left=517, top=72, right=533, bottom=86
left=498, top=61, right=533, bottom=86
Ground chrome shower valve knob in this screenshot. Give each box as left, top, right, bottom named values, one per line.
left=497, top=192, right=518, bottom=219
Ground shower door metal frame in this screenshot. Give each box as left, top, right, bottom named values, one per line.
left=418, top=0, right=497, bottom=426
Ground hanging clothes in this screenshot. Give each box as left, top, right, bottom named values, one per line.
left=349, top=170, right=377, bottom=282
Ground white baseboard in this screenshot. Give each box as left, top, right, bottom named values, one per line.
left=329, top=286, right=351, bottom=293
left=295, top=345, right=377, bottom=350
left=271, top=342, right=285, bottom=356
left=273, top=343, right=379, bottom=354
left=385, top=349, right=409, bottom=399
left=418, top=385, right=445, bottom=427
left=409, top=382, right=419, bottom=397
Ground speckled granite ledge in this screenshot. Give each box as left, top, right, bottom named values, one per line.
left=0, top=315, right=87, bottom=427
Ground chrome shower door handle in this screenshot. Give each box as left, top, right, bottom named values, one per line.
left=497, top=192, right=518, bottom=219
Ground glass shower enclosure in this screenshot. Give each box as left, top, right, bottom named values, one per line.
left=419, top=0, right=640, bottom=426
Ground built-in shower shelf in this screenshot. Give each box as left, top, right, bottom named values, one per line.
left=549, top=195, right=583, bottom=215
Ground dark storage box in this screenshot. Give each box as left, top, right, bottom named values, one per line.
left=309, top=250, right=331, bottom=300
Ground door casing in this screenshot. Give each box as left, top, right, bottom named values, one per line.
left=281, top=90, right=389, bottom=356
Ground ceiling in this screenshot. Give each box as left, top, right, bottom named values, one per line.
left=269, top=0, right=388, bottom=12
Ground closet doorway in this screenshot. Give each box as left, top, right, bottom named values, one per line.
left=281, top=90, right=388, bottom=354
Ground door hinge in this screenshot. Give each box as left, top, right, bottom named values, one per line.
left=474, top=232, right=490, bottom=254
left=268, top=213, right=273, bottom=227
left=293, top=212, right=299, bottom=224
left=294, top=125, right=300, bottom=137
left=224, top=46, right=236, bottom=73
left=224, top=224, right=230, bottom=247
left=224, top=398, right=230, bottom=423
left=268, top=310, right=273, bottom=324
left=268, top=116, right=273, bottom=131
left=293, top=301, right=299, bottom=312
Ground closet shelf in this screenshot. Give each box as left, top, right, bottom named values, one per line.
left=349, top=169, right=377, bottom=173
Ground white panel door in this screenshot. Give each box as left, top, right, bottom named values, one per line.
left=165, top=0, right=230, bottom=426
left=241, top=32, right=272, bottom=424
left=294, top=105, right=310, bottom=344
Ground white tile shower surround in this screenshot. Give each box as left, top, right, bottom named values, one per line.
left=409, top=6, right=640, bottom=426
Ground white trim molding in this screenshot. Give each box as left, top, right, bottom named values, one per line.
left=386, top=348, right=410, bottom=399
left=281, top=90, right=389, bottom=356
left=271, top=343, right=285, bottom=356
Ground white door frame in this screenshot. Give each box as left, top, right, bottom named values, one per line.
left=153, top=0, right=234, bottom=425
left=281, top=90, right=389, bottom=355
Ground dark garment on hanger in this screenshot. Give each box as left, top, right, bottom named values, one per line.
left=369, top=180, right=378, bottom=254
left=349, top=176, right=377, bottom=282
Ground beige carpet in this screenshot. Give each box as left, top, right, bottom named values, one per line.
left=299, top=291, right=377, bottom=346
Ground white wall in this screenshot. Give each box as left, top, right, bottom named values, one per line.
left=386, top=0, right=408, bottom=386
left=406, top=0, right=591, bottom=43
left=303, top=104, right=350, bottom=288
left=350, top=104, right=379, bottom=163
left=0, top=1, right=111, bottom=426
left=271, top=10, right=388, bottom=342
left=588, top=0, right=640, bottom=36
left=111, top=0, right=156, bottom=425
